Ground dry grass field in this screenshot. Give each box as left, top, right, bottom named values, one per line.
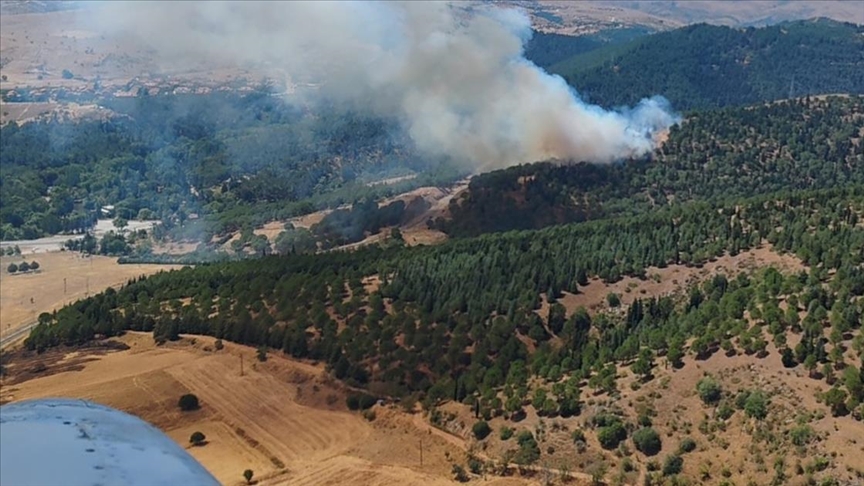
left=0, top=333, right=527, bottom=486
left=0, top=252, right=180, bottom=345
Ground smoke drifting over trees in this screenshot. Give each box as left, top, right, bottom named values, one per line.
left=87, top=1, right=678, bottom=170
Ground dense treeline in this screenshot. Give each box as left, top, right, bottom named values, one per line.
left=25, top=187, right=864, bottom=415
left=523, top=27, right=653, bottom=69
left=551, top=19, right=864, bottom=110
left=441, top=96, right=864, bottom=236
left=0, top=89, right=464, bottom=241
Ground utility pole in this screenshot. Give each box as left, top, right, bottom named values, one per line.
left=240, top=354, right=244, bottom=376
left=419, top=439, right=423, bottom=467
left=64, top=277, right=67, bottom=295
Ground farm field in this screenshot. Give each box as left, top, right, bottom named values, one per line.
left=0, top=252, right=180, bottom=346
left=0, top=333, right=506, bottom=486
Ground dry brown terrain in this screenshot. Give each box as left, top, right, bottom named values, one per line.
left=509, top=1, right=864, bottom=35
left=440, top=335, right=864, bottom=486
left=0, top=333, right=534, bottom=486
left=0, top=252, right=180, bottom=345
left=0, top=7, right=257, bottom=89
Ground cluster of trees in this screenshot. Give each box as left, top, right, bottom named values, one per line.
left=0, top=89, right=464, bottom=241
left=6, top=260, right=39, bottom=274
left=440, top=96, right=864, bottom=236
left=63, top=230, right=149, bottom=257
left=311, top=198, right=406, bottom=248
left=23, top=186, right=864, bottom=421
left=551, top=19, right=864, bottom=110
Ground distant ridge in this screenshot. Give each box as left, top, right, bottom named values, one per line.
left=550, top=18, right=864, bottom=110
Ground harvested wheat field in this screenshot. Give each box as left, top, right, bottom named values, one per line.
left=0, top=252, right=180, bottom=345
left=0, top=333, right=533, bottom=486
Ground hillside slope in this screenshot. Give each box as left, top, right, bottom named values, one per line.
left=440, top=95, right=864, bottom=236
left=551, top=19, right=864, bottom=111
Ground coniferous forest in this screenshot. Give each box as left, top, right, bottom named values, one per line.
left=551, top=19, right=864, bottom=111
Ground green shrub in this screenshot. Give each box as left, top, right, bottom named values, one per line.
left=472, top=420, right=491, bottom=440
left=696, top=376, right=722, bottom=405
left=678, top=437, right=697, bottom=454
left=632, top=427, right=662, bottom=456
left=744, top=391, right=769, bottom=420
left=598, top=422, right=627, bottom=450
left=189, top=431, right=206, bottom=446
left=663, top=454, right=684, bottom=476
left=178, top=393, right=200, bottom=411
left=790, top=425, right=813, bottom=446
left=346, top=393, right=377, bottom=410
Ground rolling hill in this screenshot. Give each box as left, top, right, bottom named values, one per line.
left=439, top=95, right=864, bottom=237
left=551, top=19, right=864, bottom=111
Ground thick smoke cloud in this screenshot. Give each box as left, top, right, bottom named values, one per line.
left=85, top=1, right=678, bottom=170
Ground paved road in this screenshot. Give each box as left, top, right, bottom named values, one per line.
left=0, top=321, right=37, bottom=349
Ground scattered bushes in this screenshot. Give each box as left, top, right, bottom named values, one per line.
left=500, top=426, right=514, bottom=440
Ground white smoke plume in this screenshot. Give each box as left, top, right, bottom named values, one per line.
left=84, top=1, right=678, bottom=170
